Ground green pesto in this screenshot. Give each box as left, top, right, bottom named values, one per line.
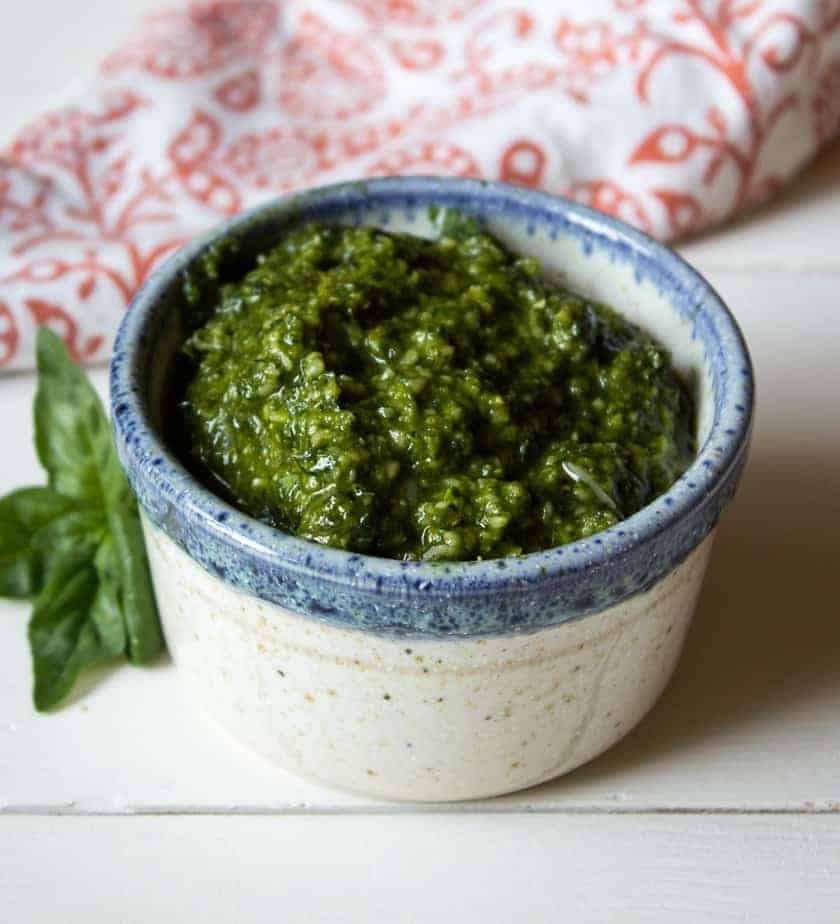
left=178, top=219, right=694, bottom=562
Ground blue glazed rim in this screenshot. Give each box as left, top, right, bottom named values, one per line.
left=111, top=177, right=754, bottom=638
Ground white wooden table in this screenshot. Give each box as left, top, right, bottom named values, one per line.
left=2, top=4, right=839, bottom=920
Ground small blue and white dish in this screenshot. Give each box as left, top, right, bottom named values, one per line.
left=111, top=177, right=753, bottom=801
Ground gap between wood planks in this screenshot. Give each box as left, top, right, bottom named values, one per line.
left=3, top=803, right=839, bottom=817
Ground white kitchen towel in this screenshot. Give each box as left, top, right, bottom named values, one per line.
left=1, top=0, right=838, bottom=370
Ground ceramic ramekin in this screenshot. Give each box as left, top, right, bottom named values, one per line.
left=111, top=177, right=753, bottom=801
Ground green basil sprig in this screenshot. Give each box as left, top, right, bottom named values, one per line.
left=0, top=328, right=164, bottom=710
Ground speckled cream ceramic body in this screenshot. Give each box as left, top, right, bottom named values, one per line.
left=145, top=516, right=714, bottom=801
left=111, top=178, right=753, bottom=802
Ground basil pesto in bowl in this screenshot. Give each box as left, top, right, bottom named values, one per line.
left=111, top=178, right=753, bottom=801
left=176, top=218, right=694, bottom=561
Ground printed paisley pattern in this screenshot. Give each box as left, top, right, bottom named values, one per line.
left=1, top=0, right=839, bottom=369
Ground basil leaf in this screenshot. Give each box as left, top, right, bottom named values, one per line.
left=32, top=509, right=105, bottom=570
left=2, top=328, right=165, bottom=710
left=108, top=504, right=163, bottom=664
left=28, top=554, right=106, bottom=711
left=33, top=330, right=161, bottom=662
left=34, top=329, right=114, bottom=503
left=101, top=448, right=134, bottom=507
left=90, top=538, right=127, bottom=657
left=0, top=487, right=77, bottom=598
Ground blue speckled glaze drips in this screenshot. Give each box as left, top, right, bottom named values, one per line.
left=110, top=177, right=754, bottom=639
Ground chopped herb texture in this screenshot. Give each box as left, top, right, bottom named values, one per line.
left=179, top=218, right=694, bottom=561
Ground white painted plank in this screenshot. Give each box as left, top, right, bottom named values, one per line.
left=2, top=814, right=839, bottom=923
left=1, top=270, right=839, bottom=813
